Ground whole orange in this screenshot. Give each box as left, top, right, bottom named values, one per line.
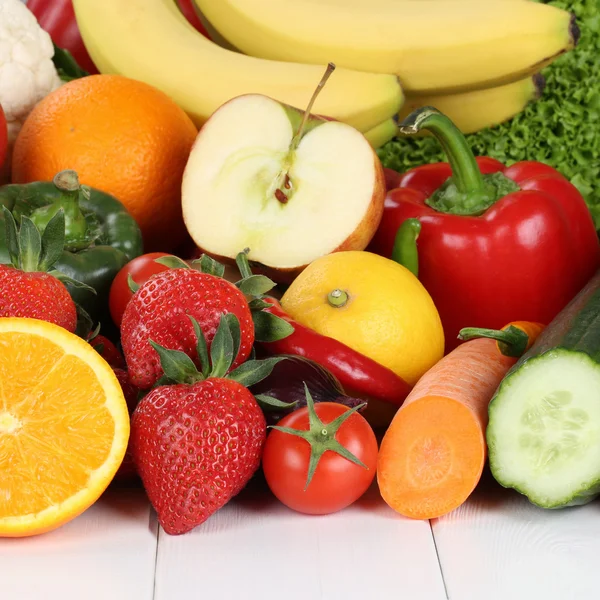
left=12, top=74, right=198, bottom=252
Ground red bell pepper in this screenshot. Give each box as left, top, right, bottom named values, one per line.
left=176, top=0, right=212, bottom=38
left=369, top=107, right=600, bottom=353
left=258, top=298, right=411, bottom=407
left=27, top=0, right=99, bottom=76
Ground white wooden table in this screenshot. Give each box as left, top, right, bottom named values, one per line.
left=1, top=471, right=597, bottom=600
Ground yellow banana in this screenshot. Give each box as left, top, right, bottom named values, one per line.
left=194, top=0, right=577, bottom=95
left=399, top=75, right=545, bottom=135
left=71, top=0, right=403, bottom=133
left=363, top=119, right=399, bottom=149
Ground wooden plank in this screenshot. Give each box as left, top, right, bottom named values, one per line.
left=154, top=478, right=447, bottom=600
left=432, top=472, right=600, bottom=600
left=0, top=486, right=157, bottom=600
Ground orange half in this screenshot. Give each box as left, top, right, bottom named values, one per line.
left=0, top=318, right=130, bottom=537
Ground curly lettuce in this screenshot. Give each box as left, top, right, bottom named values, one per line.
left=377, top=0, right=600, bottom=227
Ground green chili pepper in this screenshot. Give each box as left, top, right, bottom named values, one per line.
left=0, top=170, right=143, bottom=322
left=391, top=218, right=421, bottom=277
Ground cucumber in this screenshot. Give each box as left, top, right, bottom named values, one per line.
left=487, top=270, right=600, bottom=509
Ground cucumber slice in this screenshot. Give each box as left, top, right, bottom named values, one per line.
left=487, top=349, right=600, bottom=508
left=487, top=270, right=600, bottom=509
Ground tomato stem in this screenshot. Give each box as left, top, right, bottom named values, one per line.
left=269, top=383, right=367, bottom=490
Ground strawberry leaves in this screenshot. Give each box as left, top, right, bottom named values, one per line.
left=2, top=206, right=95, bottom=293
left=233, top=248, right=294, bottom=343
left=151, top=248, right=294, bottom=343
left=210, top=314, right=236, bottom=378
left=150, top=314, right=287, bottom=392
left=198, top=254, right=225, bottom=278
left=150, top=342, right=201, bottom=385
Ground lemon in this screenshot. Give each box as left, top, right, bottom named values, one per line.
left=280, top=251, right=444, bottom=386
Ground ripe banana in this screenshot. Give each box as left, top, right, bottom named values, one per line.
left=71, top=0, right=403, bottom=133
left=363, top=119, right=398, bottom=149
left=194, top=0, right=578, bottom=95
left=399, top=75, right=545, bottom=135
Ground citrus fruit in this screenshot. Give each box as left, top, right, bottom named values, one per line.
left=11, top=74, right=198, bottom=252
left=280, top=251, right=445, bottom=386
left=0, top=317, right=130, bottom=537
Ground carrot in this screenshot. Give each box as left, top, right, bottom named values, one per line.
left=458, top=320, right=545, bottom=357
left=377, top=321, right=544, bottom=520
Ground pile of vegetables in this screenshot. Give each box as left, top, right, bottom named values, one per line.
left=3, top=0, right=600, bottom=538
left=378, top=0, right=600, bottom=228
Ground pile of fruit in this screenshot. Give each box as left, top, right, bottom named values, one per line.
left=0, top=0, right=600, bottom=538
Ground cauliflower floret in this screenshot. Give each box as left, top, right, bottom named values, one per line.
left=0, top=0, right=62, bottom=150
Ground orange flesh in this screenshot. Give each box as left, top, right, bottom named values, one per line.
left=0, top=331, right=117, bottom=530
left=377, top=339, right=515, bottom=520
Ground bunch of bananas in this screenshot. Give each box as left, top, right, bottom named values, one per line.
left=71, top=0, right=578, bottom=147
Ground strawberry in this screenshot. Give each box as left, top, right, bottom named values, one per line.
left=112, top=368, right=142, bottom=482
left=130, top=314, right=286, bottom=535
left=87, top=329, right=126, bottom=369
left=0, top=208, right=91, bottom=332
left=0, top=266, right=77, bottom=332
left=121, top=251, right=294, bottom=390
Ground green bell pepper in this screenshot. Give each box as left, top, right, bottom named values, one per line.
left=0, top=170, right=143, bottom=322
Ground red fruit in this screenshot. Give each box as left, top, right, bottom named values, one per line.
left=108, top=252, right=172, bottom=327
left=88, top=334, right=126, bottom=369
left=0, top=265, right=77, bottom=332
left=121, top=268, right=254, bottom=389
left=130, top=378, right=266, bottom=535
left=113, top=368, right=142, bottom=482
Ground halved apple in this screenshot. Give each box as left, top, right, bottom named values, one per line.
left=181, top=92, right=386, bottom=282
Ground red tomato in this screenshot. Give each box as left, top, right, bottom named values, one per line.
left=262, top=402, right=378, bottom=515
left=0, top=104, right=7, bottom=169
left=109, top=252, right=172, bottom=327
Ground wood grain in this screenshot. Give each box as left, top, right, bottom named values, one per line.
left=432, top=473, right=600, bottom=600
left=0, top=486, right=157, bottom=600
left=154, top=478, right=447, bottom=600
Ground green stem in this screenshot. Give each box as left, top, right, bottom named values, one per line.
left=28, top=170, right=90, bottom=251
left=399, top=108, right=486, bottom=195
left=327, top=289, right=349, bottom=308
left=458, top=325, right=529, bottom=358
left=398, top=107, right=519, bottom=216
left=269, top=62, right=336, bottom=204
left=391, top=218, right=421, bottom=277
left=235, top=248, right=253, bottom=279
left=269, top=383, right=367, bottom=490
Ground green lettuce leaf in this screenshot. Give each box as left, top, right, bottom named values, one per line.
left=378, top=0, right=600, bottom=228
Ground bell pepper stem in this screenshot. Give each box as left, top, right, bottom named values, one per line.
left=398, top=107, right=519, bottom=216
left=391, top=218, right=421, bottom=277
left=28, top=170, right=90, bottom=251
left=457, top=325, right=529, bottom=358
left=399, top=107, right=486, bottom=195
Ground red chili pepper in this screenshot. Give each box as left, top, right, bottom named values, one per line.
left=258, top=298, right=411, bottom=407
left=368, top=106, right=600, bottom=353
left=27, top=0, right=99, bottom=76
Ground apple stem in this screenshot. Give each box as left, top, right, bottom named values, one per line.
left=290, top=62, right=336, bottom=153
left=270, top=62, right=337, bottom=205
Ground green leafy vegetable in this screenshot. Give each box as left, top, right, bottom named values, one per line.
left=378, top=0, right=600, bottom=227
left=52, top=43, right=90, bottom=82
